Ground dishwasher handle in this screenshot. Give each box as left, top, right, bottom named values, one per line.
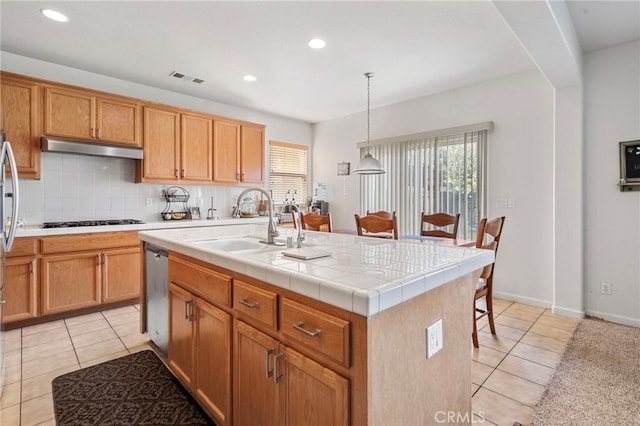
left=145, top=243, right=168, bottom=258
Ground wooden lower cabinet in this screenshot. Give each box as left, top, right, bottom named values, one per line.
left=4, top=256, right=38, bottom=322
left=233, top=320, right=349, bottom=426
left=168, top=283, right=232, bottom=425
left=102, top=247, right=141, bottom=303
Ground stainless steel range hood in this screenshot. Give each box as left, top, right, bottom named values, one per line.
left=41, top=136, right=144, bottom=160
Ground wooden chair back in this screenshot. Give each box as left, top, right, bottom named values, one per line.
left=354, top=213, right=398, bottom=240
left=292, top=211, right=332, bottom=232
left=366, top=210, right=396, bottom=220
left=420, top=212, right=460, bottom=239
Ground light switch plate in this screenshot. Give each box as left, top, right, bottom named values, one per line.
left=426, top=319, right=443, bottom=358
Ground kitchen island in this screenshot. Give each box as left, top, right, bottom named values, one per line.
left=139, top=223, right=494, bottom=426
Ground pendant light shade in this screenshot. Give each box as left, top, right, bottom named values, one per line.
left=353, top=72, right=385, bottom=175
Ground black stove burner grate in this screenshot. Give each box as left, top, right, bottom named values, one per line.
left=42, top=219, right=145, bottom=229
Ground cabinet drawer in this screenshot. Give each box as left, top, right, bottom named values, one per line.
left=280, top=298, right=350, bottom=368
left=8, top=237, right=39, bottom=257
left=169, top=256, right=231, bottom=307
left=41, top=232, right=139, bottom=254
left=233, top=280, right=277, bottom=331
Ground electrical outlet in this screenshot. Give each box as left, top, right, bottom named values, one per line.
left=145, top=197, right=153, bottom=207
left=507, top=198, right=516, bottom=209
left=601, top=282, right=612, bottom=295
left=426, top=319, right=443, bottom=358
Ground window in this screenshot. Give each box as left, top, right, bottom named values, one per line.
left=269, top=141, right=308, bottom=205
left=359, top=125, right=489, bottom=239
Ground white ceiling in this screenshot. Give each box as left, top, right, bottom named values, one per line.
left=1, top=1, right=638, bottom=123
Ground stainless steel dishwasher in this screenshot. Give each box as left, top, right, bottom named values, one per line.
left=144, top=243, right=168, bottom=353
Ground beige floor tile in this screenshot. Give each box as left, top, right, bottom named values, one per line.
left=520, top=332, right=568, bottom=354
left=474, top=413, right=498, bottom=425
left=80, top=349, right=130, bottom=368
left=484, top=323, right=526, bottom=341
left=71, top=327, right=118, bottom=349
left=5, top=361, right=22, bottom=385
left=472, top=345, right=507, bottom=368
left=4, top=328, right=22, bottom=343
left=529, top=323, right=573, bottom=342
left=0, top=403, right=21, bottom=426
left=495, top=314, right=533, bottom=331
left=472, top=383, right=480, bottom=395
left=22, top=337, right=74, bottom=363
left=35, top=418, right=57, bottom=426
left=3, top=333, right=22, bottom=353
left=497, top=355, right=555, bottom=386
left=75, top=337, right=127, bottom=365
left=120, top=332, right=151, bottom=349
left=0, top=381, right=21, bottom=409
left=511, top=303, right=545, bottom=314
left=21, top=365, right=79, bottom=402
left=101, top=305, right=138, bottom=319
left=476, top=333, right=518, bottom=353
left=472, top=388, right=533, bottom=426
left=22, top=327, right=70, bottom=349
left=536, top=313, right=578, bottom=331
left=66, top=317, right=111, bottom=337
left=21, top=320, right=65, bottom=337
left=112, top=320, right=140, bottom=337
left=492, top=298, right=512, bottom=314
left=4, top=348, right=21, bottom=368
left=64, top=311, right=104, bottom=327
left=482, top=369, right=546, bottom=407
left=20, top=392, right=54, bottom=426
left=105, top=311, right=140, bottom=327
left=501, top=306, right=542, bottom=322
left=510, top=342, right=563, bottom=369
left=22, top=349, right=79, bottom=381
left=471, top=360, right=494, bottom=386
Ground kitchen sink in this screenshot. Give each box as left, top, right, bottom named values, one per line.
left=190, top=236, right=284, bottom=253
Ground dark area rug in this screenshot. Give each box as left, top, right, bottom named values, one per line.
left=52, top=350, right=216, bottom=426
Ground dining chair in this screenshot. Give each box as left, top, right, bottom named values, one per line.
left=420, top=212, right=460, bottom=239
left=366, top=210, right=396, bottom=220
left=354, top=213, right=398, bottom=240
left=291, top=211, right=333, bottom=232
left=472, top=216, right=506, bottom=348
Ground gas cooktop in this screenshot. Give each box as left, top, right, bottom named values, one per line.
left=42, top=219, right=145, bottom=228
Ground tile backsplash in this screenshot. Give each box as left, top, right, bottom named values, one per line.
left=19, top=152, right=251, bottom=225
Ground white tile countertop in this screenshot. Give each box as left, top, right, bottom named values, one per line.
left=138, top=224, right=495, bottom=317
left=14, top=217, right=270, bottom=237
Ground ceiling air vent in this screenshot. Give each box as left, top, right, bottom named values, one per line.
left=169, top=71, right=204, bottom=84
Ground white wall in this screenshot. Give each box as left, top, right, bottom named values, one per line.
left=1, top=52, right=313, bottom=224
left=313, top=70, right=556, bottom=308
left=583, top=41, right=640, bottom=326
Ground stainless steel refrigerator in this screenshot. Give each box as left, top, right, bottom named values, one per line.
left=0, top=130, right=21, bottom=398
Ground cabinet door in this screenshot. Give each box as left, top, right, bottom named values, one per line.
left=102, top=246, right=141, bottom=303
left=168, top=283, right=196, bottom=389
left=281, top=346, right=349, bottom=426
left=240, top=124, right=264, bottom=183
left=142, top=107, right=180, bottom=181
left=195, top=298, right=231, bottom=425
left=0, top=75, right=42, bottom=179
left=213, top=119, right=240, bottom=183
left=41, top=252, right=101, bottom=315
left=4, top=256, right=38, bottom=322
left=96, top=97, right=141, bottom=146
left=181, top=113, right=212, bottom=182
left=44, top=86, right=95, bottom=140
left=234, top=320, right=280, bottom=426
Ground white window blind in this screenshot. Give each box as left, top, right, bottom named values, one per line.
left=359, top=130, right=487, bottom=239
left=269, top=141, right=308, bottom=205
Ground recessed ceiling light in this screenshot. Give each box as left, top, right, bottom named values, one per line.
left=41, top=9, right=68, bottom=22
left=243, top=75, right=257, bottom=82
left=308, top=38, right=326, bottom=49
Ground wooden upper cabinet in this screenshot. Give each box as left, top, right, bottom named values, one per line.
left=44, top=85, right=142, bottom=146
left=213, top=119, right=241, bottom=184
left=181, top=113, right=213, bottom=182
left=141, top=106, right=180, bottom=182
left=240, top=124, right=265, bottom=184
left=0, top=73, right=42, bottom=179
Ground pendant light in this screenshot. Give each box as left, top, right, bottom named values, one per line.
left=353, top=72, right=385, bottom=175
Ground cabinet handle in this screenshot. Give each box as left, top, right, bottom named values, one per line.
left=91, top=128, right=96, bottom=139
left=273, top=352, right=284, bottom=384
left=241, top=173, right=245, bottom=181
left=30, top=260, right=34, bottom=273
left=181, top=169, right=185, bottom=178
left=101, top=253, right=106, bottom=265
left=265, top=348, right=275, bottom=378
left=175, top=169, right=179, bottom=178
left=238, top=298, right=260, bottom=309
left=188, top=300, right=196, bottom=321
left=184, top=300, right=191, bottom=320
left=96, top=254, right=101, bottom=265
left=292, top=322, right=322, bottom=338
left=236, top=173, right=240, bottom=181
left=97, top=128, right=102, bottom=140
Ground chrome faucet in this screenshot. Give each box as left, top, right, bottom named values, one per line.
left=234, top=188, right=281, bottom=245
left=288, top=204, right=306, bottom=248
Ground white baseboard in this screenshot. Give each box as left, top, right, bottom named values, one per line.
left=551, top=305, right=585, bottom=319
left=493, top=291, right=551, bottom=310
left=585, top=309, right=640, bottom=327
